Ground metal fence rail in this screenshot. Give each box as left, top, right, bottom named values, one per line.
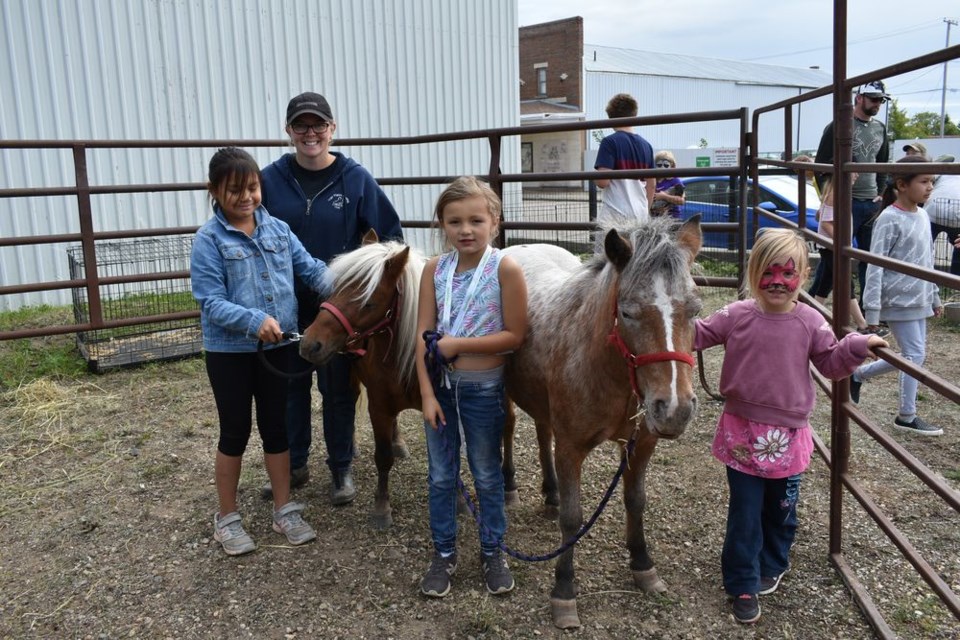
left=751, top=19, right=960, bottom=637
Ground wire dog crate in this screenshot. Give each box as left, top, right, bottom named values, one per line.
left=68, top=236, right=202, bottom=372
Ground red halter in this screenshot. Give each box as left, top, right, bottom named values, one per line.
left=606, top=300, right=695, bottom=399
left=319, top=288, right=400, bottom=358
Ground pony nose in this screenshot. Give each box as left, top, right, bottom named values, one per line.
left=299, top=337, right=322, bottom=362
left=648, top=394, right=698, bottom=433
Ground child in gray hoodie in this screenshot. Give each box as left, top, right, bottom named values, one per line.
left=852, top=156, right=944, bottom=436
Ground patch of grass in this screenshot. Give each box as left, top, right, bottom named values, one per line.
left=653, top=453, right=678, bottom=467
left=0, top=304, right=88, bottom=387
left=891, top=595, right=943, bottom=635
left=696, top=255, right=741, bottom=278
left=456, top=597, right=499, bottom=636
left=0, top=336, right=88, bottom=388
left=140, top=461, right=177, bottom=481
left=0, top=303, right=73, bottom=332
left=944, top=468, right=960, bottom=482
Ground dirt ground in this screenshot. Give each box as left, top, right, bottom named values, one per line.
left=1, top=291, right=958, bottom=639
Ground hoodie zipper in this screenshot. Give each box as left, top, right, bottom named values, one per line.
left=304, top=180, right=337, bottom=216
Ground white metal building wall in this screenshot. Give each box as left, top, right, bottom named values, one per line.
left=584, top=73, right=834, bottom=156
left=0, top=0, right=519, bottom=310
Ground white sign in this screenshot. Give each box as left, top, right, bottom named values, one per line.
left=713, top=147, right=740, bottom=167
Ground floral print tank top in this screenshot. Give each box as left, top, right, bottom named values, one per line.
left=434, top=248, right=504, bottom=337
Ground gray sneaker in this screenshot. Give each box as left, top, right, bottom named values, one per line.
left=894, top=416, right=943, bottom=436
left=261, top=465, right=310, bottom=500
left=759, top=569, right=787, bottom=595
left=272, top=502, right=317, bottom=545
left=481, top=550, right=515, bottom=595
left=213, top=512, right=257, bottom=556
left=420, top=552, right=457, bottom=598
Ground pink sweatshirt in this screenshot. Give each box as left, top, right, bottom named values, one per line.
left=695, top=299, right=871, bottom=429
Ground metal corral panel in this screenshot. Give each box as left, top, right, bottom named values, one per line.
left=0, top=0, right=519, bottom=310
left=584, top=45, right=834, bottom=156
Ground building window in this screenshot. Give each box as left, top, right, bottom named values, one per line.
left=537, top=68, right=547, bottom=96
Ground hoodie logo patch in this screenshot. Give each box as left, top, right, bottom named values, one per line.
left=328, top=193, right=347, bottom=210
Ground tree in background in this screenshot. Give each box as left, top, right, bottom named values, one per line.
left=887, top=99, right=960, bottom=140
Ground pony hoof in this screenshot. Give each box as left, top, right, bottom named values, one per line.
left=369, top=510, right=393, bottom=530
left=632, top=567, right=667, bottom=593
left=392, top=441, right=409, bottom=459
left=542, top=504, right=559, bottom=521
left=504, top=489, right=520, bottom=508
left=550, top=598, right=580, bottom=629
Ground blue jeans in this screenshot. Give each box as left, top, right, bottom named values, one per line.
left=721, top=467, right=800, bottom=596
left=852, top=198, right=880, bottom=303
left=854, top=318, right=927, bottom=420
left=424, top=368, right=507, bottom=556
left=285, top=352, right=357, bottom=473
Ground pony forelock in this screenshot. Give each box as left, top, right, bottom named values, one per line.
left=614, top=217, right=693, bottom=296
left=327, top=241, right=425, bottom=384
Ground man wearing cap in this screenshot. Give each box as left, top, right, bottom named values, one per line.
left=814, top=80, right=891, bottom=305
left=903, top=142, right=928, bottom=159
left=260, top=92, right=403, bottom=506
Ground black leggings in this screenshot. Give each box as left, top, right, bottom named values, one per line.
left=808, top=248, right=856, bottom=299
left=204, top=344, right=295, bottom=457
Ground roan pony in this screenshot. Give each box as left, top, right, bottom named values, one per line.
left=502, top=215, right=702, bottom=629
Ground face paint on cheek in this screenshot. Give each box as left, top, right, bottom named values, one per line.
left=759, top=259, right=800, bottom=292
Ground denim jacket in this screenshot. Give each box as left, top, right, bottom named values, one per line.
left=191, top=205, right=332, bottom=353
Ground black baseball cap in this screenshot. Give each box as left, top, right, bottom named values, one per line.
left=286, top=92, right=334, bottom=123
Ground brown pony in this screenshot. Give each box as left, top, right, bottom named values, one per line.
left=502, top=215, right=702, bottom=629
left=297, top=231, right=521, bottom=529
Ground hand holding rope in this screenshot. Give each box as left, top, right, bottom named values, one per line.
left=422, top=330, right=457, bottom=388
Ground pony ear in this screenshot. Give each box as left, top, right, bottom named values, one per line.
left=603, top=228, right=632, bottom=272
left=383, top=246, right=411, bottom=284
left=361, top=229, right=380, bottom=245
left=676, top=214, right=703, bottom=264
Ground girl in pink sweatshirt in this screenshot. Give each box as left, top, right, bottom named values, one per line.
left=695, top=228, right=887, bottom=624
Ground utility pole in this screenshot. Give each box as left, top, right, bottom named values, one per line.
left=942, top=18, right=958, bottom=137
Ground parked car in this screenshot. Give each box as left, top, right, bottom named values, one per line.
left=681, top=175, right=820, bottom=249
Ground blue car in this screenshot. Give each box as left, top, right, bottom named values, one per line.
left=680, top=175, right=820, bottom=249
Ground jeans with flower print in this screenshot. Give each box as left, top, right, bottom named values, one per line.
left=721, top=466, right=800, bottom=596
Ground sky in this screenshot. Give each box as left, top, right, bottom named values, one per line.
left=518, top=0, right=960, bottom=119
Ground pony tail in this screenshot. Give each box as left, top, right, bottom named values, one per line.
left=880, top=180, right=897, bottom=210
left=880, top=155, right=932, bottom=211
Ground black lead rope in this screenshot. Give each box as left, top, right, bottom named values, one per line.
left=257, top=332, right=317, bottom=380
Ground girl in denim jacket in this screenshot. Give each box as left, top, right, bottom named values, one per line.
left=191, top=147, right=331, bottom=556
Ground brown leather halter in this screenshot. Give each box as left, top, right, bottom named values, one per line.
left=606, top=301, right=695, bottom=400
left=318, top=288, right=400, bottom=358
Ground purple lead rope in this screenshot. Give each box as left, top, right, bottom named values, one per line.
left=422, top=330, right=635, bottom=562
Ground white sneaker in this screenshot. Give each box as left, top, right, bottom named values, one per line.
left=213, top=512, right=257, bottom=556
left=273, top=502, right=317, bottom=545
